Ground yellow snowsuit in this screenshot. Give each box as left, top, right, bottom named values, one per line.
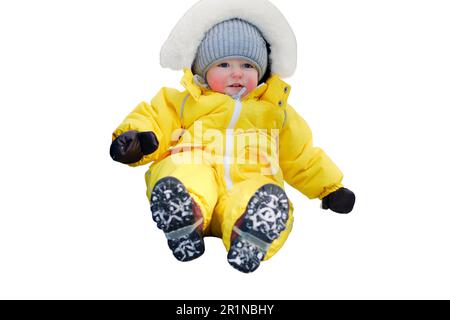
left=113, top=69, right=343, bottom=260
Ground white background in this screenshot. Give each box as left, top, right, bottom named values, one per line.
left=1, top=0, right=449, bottom=299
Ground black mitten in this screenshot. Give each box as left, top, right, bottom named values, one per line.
left=110, top=131, right=159, bottom=164
left=321, top=187, right=355, bottom=214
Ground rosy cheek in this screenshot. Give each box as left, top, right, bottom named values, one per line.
left=206, top=72, right=226, bottom=93
left=246, top=74, right=258, bottom=91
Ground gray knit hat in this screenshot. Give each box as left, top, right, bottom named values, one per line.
left=192, top=18, right=268, bottom=81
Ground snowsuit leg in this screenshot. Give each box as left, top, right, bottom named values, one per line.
left=145, top=151, right=219, bottom=234
left=211, top=175, right=294, bottom=262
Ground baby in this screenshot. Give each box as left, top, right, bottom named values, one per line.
left=110, top=0, right=355, bottom=273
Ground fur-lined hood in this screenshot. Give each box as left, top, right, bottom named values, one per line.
left=160, top=0, right=297, bottom=78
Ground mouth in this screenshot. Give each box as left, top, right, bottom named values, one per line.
left=228, top=84, right=244, bottom=88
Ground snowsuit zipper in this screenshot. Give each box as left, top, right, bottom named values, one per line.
left=224, top=87, right=247, bottom=190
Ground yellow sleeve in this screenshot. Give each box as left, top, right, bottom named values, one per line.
left=279, top=104, right=343, bottom=199
left=113, top=87, right=183, bottom=166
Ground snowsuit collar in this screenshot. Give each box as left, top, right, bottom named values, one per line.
left=180, top=68, right=291, bottom=107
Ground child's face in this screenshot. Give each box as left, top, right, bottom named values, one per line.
left=206, top=59, right=258, bottom=97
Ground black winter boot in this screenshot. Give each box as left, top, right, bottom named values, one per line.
left=150, top=177, right=205, bottom=262
left=227, top=184, right=289, bottom=273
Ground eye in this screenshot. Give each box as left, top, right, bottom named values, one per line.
left=218, top=62, right=230, bottom=68
left=243, top=63, right=254, bottom=69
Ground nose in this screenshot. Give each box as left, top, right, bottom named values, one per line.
left=231, top=66, right=243, bottom=78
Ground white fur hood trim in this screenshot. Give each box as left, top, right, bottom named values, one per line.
left=160, top=0, right=297, bottom=78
